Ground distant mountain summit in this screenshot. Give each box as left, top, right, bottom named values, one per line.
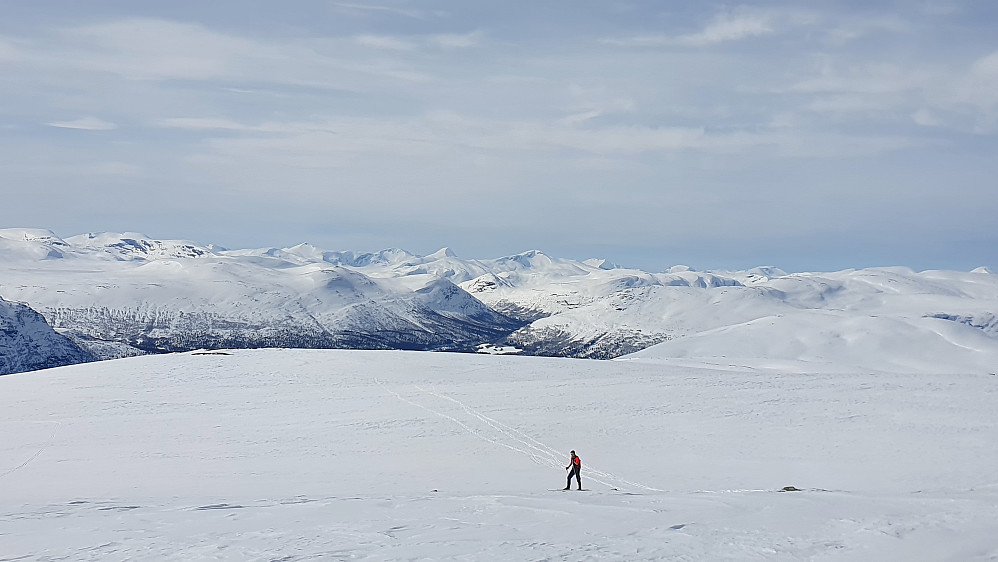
left=0, top=296, right=95, bottom=375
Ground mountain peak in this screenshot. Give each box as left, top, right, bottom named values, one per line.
left=0, top=228, right=68, bottom=245
left=746, top=266, right=788, bottom=279
left=495, top=250, right=555, bottom=270
left=583, top=258, right=619, bottom=270
left=428, top=247, right=458, bottom=259
left=0, top=228, right=70, bottom=260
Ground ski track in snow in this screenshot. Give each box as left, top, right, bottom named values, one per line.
left=0, top=420, right=59, bottom=479
left=374, top=376, right=625, bottom=490
left=413, top=383, right=663, bottom=493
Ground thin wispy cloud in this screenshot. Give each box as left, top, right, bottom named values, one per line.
left=47, top=117, right=117, bottom=130
left=602, top=7, right=781, bottom=47
left=674, top=9, right=776, bottom=46
left=157, top=109, right=921, bottom=171
left=330, top=2, right=427, bottom=20
left=155, top=117, right=254, bottom=131
left=824, top=15, right=911, bottom=45
left=83, top=161, right=143, bottom=176
left=777, top=51, right=998, bottom=133
left=60, top=18, right=256, bottom=81
left=0, top=38, right=23, bottom=62
left=14, top=18, right=433, bottom=88
left=432, top=30, right=484, bottom=49
left=354, top=34, right=416, bottom=50
left=963, top=51, right=998, bottom=109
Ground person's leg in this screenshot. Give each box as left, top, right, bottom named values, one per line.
left=575, top=469, right=582, bottom=490
left=565, top=470, right=572, bottom=490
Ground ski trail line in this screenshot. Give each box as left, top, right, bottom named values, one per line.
left=375, top=378, right=619, bottom=489
left=373, top=378, right=558, bottom=469
left=416, top=386, right=562, bottom=465
left=415, top=384, right=662, bottom=493
left=0, top=421, right=59, bottom=479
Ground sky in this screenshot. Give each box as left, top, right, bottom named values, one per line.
left=1, top=1, right=996, bottom=273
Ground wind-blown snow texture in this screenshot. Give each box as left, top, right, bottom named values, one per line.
left=0, top=295, right=94, bottom=374
left=2, top=228, right=998, bottom=374
left=2, top=349, right=997, bottom=560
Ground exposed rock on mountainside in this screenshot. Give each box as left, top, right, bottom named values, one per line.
left=0, top=296, right=95, bottom=375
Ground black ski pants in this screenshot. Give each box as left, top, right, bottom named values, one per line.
left=567, top=465, right=581, bottom=489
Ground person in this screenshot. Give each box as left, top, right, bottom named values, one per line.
left=564, top=450, right=581, bottom=490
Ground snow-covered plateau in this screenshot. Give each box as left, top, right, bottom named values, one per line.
left=2, top=227, right=998, bottom=373
left=2, top=349, right=997, bottom=560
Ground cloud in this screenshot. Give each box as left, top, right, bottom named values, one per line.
left=155, top=117, right=253, bottom=131
left=947, top=51, right=998, bottom=131
left=47, top=116, right=117, bottom=130
left=352, top=30, right=483, bottom=52
left=780, top=50, right=998, bottom=132
left=84, top=161, right=143, bottom=176
left=920, top=1, right=962, bottom=16
left=7, top=17, right=435, bottom=89
left=59, top=18, right=257, bottom=81
left=787, top=62, right=931, bottom=95
left=603, top=7, right=779, bottom=48
left=675, top=8, right=775, bottom=47
left=157, top=108, right=920, bottom=181
left=912, top=108, right=944, bottom=127
left=961, top=51, right=998, bottom=109
left=777, top=60, right=935, bottom=124
left=0, top=38, right=24, bottom=62
left=329, top=2, right=426, bottom=19
left=431, top=31, right=484, bottom=49
left=824, top=15, right=911, bottom=45
left=354, top=34, right=416, bottom=51
left=560, top=84, right=636, bottom=124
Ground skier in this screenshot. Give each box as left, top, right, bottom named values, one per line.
left=564, top=450, right=581, bottom=490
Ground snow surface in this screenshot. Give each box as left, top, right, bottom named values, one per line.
left=2, top=349, right=997, bottom=560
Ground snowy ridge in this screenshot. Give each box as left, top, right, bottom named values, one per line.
left=2, top=228, right=998, bottom=372
left=65, top=232, right=215, bottom=260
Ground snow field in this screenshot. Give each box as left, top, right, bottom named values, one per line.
left=2, top=349, right=998, bottom=560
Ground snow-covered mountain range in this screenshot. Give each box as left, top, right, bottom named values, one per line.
left=2, top=227, right=997, bottom=374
